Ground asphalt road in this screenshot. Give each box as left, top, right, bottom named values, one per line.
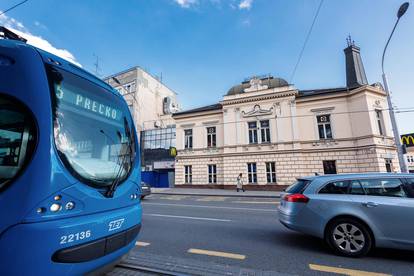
left=119, top=194, right=414, bottom=276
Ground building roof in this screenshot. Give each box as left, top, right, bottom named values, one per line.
left=173, top=84, right=378, bottom=117
left=227, top=76, right=289, bottom=96
left=297, top=87, right=350, bottom=97
left=173, top=103, right=222, bottom=116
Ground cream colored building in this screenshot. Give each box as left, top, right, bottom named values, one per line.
left=104, top=66, right=179, bottom=133
left=173, top=42, right=399, bottom=190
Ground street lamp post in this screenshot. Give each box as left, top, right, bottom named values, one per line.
left=381, top=2, right=409, bottom=173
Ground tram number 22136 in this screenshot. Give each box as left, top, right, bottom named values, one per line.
left=60, top=230, right=91, bottom=245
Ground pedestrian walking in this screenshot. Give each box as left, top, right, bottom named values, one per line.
left=236, top=173, right=245, bottom=192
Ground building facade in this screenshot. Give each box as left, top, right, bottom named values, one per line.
left=173, top=42, right=399, bottom=190
left=104, top=67, right=179, bottom=187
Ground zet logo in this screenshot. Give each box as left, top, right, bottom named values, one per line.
left=108, top=218, right=125, bottom=232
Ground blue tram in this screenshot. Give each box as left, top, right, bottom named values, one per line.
left=0, top=27, right=142, bottom=275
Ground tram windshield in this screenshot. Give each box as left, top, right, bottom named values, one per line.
left=47, top=66, right=136, bottom=188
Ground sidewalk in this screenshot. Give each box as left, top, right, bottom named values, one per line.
left=151, top=188, right=281, bottom=198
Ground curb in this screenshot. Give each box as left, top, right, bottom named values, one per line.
left=152, top=192, right=281, bottom=198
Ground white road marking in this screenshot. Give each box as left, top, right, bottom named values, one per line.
left=231, top=201, right=279, bottom=204
left=135, top=241, right=150, bottom=247
left=143, top=202, right=276, bottom=212
left=145, top=213, right=232, bottom=222
left=197, top=196, right=227, bottom=202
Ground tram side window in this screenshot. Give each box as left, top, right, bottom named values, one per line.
left=0, top=95, right=36, bottom=191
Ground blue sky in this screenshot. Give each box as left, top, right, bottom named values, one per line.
left=1, top=0, right=414, bottom=133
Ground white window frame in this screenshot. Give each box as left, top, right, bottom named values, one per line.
left=207, top=127, right=216, bottom=148
left=208, top=164, right=217, bottom=184
left=248, top=122, right=258, bottom=144
left=185, top=165, right=192, bottom=184
left=260, top=120, right=271, bottom=143
left=265, top=162, right=276, bottom=183
left=248, top=120, right=271, bottom=144
left=247, top=162, right=257, bottom=183
left=317, top=114, right=333, bottom=140
left=375, top=109, right=385, bottom=136
left=184, top=129, right=193, bottom=149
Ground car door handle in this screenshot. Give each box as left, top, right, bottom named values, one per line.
left=362, top=202, right=379, bottom=208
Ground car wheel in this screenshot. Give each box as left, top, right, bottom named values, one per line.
left=326, top=218, right=372, bottom=257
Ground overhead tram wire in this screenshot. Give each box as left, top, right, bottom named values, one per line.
left=0, top=0, right=29, bottom=16
left=289, top=0, right=324, bottom=83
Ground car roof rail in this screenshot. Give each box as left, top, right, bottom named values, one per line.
left=0, top=26, right=27, bottom=43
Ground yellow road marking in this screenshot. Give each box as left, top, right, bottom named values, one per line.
left=309, top=264, right=391, bottom=276
left=197, top=196, right=227, bottom=202
left=188, top=248, right=246, bottom=260
left=161, top=195, right=189, bottom=201
left=231, top=201, right=279, bottom=204
left=135, top=241, right=150, bottom=247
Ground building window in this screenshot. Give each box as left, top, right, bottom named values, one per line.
left=247, top=163, right=257, bottom=183
left=208, top=164, right=217, bottom=184
left=323, top=160, right=337, bottom=174
left=260, top=120, right=271, bottom=143
left=142, top=127, right=176, bottom=150
left=249, top=120, right=270, bottom=144
left=385, top=158, right=393, bottom=172
left=265, top=162, right=276, bottom=183
left=248, top=122, right=258, bottom=144
left=317, top=114, right=332, bottom=139
left=184, top=129, right=193, bottom=149
left=207, top=127, right=216, bottom=148
left=185, top=165, right=192, bottom=184
left=376, top=110, right=384, bottom=136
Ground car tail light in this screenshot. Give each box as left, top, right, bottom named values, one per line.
left=283, top=193, right=309, bottom=203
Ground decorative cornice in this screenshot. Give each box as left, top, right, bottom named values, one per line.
left=220, top=90, right=298, bottom=106
left=176, top=144, right=396, bottom=160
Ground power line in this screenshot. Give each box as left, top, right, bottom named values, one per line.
left=0, top=0, right=29, bottom=17
left=289, top=0, right=324, bottom=83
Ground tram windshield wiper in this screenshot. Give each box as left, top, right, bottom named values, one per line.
left=105, top=118, right=134, bottom=198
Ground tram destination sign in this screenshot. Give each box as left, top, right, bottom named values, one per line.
left=55, top=84, right=123, bottom=122
left=401, top=133, right=414, bottom=148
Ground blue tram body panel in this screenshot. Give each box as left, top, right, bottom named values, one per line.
left=0, top=33, right=142, bottom=275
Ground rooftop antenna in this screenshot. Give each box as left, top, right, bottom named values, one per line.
left=346, top=34, right=355, bottom=47
left=93, top=54, right=101, bottom=77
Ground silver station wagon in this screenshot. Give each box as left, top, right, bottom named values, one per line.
left=278, top=173, right=414, bottom=257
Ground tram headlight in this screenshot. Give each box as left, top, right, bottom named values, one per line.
left=65, top=201, right=75, bottom=210
left=54, top=195, right=62, bottom=201
left=50, top=203, right=62, bottom=212
left=37, top=207, right=46, bottom=214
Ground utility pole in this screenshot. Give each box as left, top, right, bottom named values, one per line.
left=381, top=2, right=409, bottom=172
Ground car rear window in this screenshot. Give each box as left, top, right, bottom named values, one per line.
left=285, top=179, right=310, bottom=194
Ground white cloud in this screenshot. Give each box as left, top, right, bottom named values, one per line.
left=239, top=0, right=253, bottom=10
left=174, top=0, right=198, bottom=8
left=0, top=14, right=81, bottom=67
left=34, top=21, right=47, bottom=30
